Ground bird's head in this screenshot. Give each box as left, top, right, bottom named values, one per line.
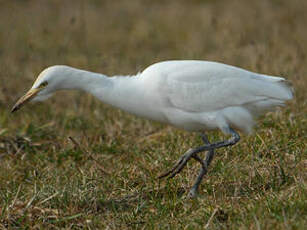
left=11, top=66, right=64, bottom=113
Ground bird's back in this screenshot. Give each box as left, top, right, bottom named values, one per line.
left=140, top=60, right=293, bottom=133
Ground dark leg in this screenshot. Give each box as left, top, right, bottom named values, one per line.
left=158, top=147, right=201, bottom=179
left=158, top=128, right=240, bottom=197
left=187, top=134, right=214, bottom=198
left=158, top=134, right=212, bottom=179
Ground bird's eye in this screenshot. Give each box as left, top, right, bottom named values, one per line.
left=39, top=81, right=48, bottom=88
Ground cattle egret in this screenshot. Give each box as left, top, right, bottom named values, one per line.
left=11, top=60, right=293, bottom=198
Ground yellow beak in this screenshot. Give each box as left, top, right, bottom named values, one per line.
left=11, top=88, right=41, bottom=113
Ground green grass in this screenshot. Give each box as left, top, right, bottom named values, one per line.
left=0, top=0, right=306, bottom=229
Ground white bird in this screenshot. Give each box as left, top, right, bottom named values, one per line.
left=11, top=60, right=293, bottom=198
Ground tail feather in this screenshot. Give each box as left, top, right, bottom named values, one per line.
left=246, top=75, right=293, bottom=116
left=259, top=74, right=293, bottom=100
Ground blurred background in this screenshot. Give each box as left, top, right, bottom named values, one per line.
left=0, top=0, right=306, bottom=229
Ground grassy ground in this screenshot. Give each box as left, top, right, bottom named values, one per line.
left=0, top=0, right=306, bottom=229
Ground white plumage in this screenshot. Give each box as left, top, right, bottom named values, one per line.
left=11, top=60, right=293, bottom=197
left=140, top=61, right=292, bottom=133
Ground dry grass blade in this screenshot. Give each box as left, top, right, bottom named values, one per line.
left=205, top=208, right=219, bottom=229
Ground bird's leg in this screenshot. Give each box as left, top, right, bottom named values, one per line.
left=158, top=128, right=240, bottom=196
left=158, top=134, right=212, bottom=179
left=187, top=134, right=215, bottom=198
left=158, top=147, right=200, bottom=179
left=188, top=129, right=240, bottom=197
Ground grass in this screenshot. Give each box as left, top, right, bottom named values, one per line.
left=0, top=0, right=306, bottom=229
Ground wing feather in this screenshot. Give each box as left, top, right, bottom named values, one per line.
left=157, top=61, right=265, bottom=112
left=141, top=60, right=291, bottom=114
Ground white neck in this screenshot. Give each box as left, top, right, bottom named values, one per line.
left=56, top=66, right=148, bottom=117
